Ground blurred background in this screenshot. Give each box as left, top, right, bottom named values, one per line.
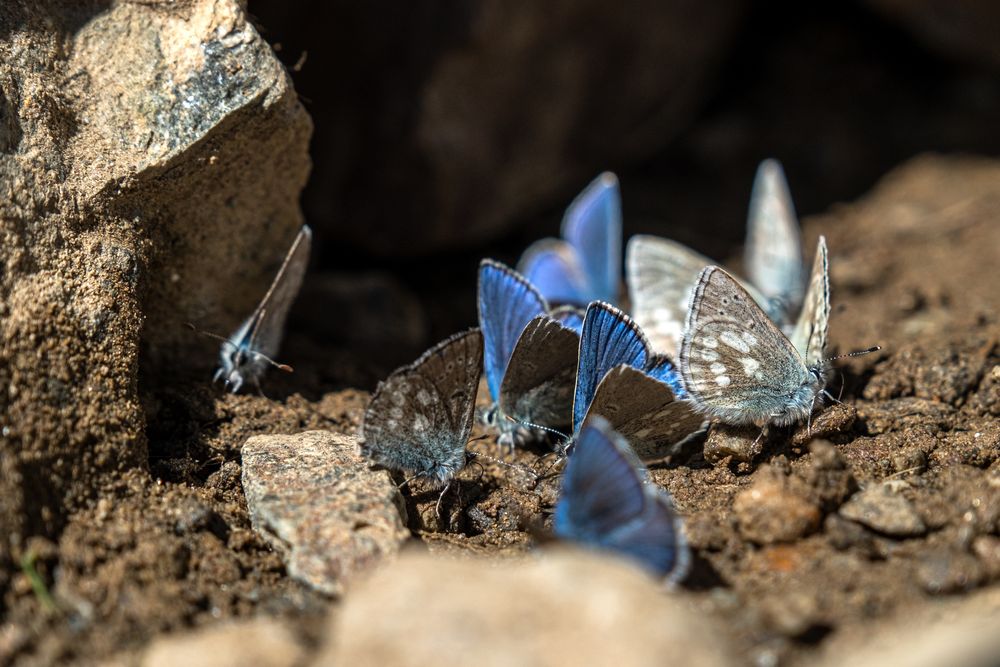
left=249, top=0, right=1000, bottom=388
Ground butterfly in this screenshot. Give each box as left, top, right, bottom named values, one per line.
left=554, top=415, right=690, bottom=584
left=216, top=224, right=312, bottom=393
left=570, top=301, right=703, bottom=461
left=518, top=172, right=622, bottom=307
left=626, top=159, right=802, bottom=357
left=359, top=328, right=484, bottom=484
left=478, top=260, right=583, bottom=448
left=679, top=236, right=830, bottom=427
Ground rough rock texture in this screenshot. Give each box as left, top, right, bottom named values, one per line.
left=242, top=431, right=409, bottom=596
left=865, top=0, right=1000, bottom=68
left=141, top=618, right=306, bottom=667
left=316, top=549, right=736, bottom=667
left=254, top=0, right=744, bottom=255
left=839, top=483, right=927, bottom=537
left=0, top=0, right=309, bottom=572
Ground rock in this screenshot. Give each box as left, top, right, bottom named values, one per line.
left=141, top=618, right=306, bottom=667
left=914, top=549, right=985, bottom=595
left=704, top=424, right=763, bottom=464
left=316, top=549, right=736, bottom=667
left=814, top=587, right=1000, bottom=667
left=242, top=431, right=409, bottom=596
left=802, top=440, right=858, bottom=511
left=757, top=592, right=823, bottom=639
left=0, top=0, right=309, bottom=561
left=733, top=468, right=821, bottom=545
left=972, top=535, right=1000, bottom=580
left=864, top=1, right=1000, bottom=68
left=791, top=404, right=857, bottom=446
left=253, top=0, right=743, bottom=255
left=839, top=484, right=927, bottom=537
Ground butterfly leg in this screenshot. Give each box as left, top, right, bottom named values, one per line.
left=434, top=480, right=461, bottom=531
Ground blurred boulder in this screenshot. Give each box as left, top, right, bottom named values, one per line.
left=253, top=0, right=744, bottom=255
left=0, top=0, right=308, bottom=559
left=316, top=549, right=736, bottom=666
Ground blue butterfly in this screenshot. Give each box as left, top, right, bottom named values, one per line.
left=570, top=301, right=703, bottom=461
left=216, top=225, right=311, bottom=393
left=554, top=415, right=690, bottom=584
left=519, top=173, right=622, bottom=307
left=478, top=260, right=583, bottom=448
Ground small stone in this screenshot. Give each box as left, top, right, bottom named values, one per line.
left=971, top=535, right=1000, bottom=579
left=704, top=424, right=763, bottom=464
left=839, top=484, right=927, bottom=537
left=242, top=430, right=410, bottom=596
left=824, top=514, right=876, bottom=555
left=891, top=448, right=927, bottom=476
left=791, top=404, right=857, bottom=446
left=733, top=469, right=821, bottom=545
left=758, top=592, right=823, bottom=638
left=315, top=549, right=736, bottom=667
left=141, top=618, right=306, bottom=667
left=803, top=440, right=858, bottom=511
left=914, top=549, right=984, bottom=594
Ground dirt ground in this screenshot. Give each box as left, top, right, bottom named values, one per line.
left=2, top=155, right=999, bottom=665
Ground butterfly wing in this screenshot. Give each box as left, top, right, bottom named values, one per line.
left=584, top=364, right=704, bottom=461
left=499, top=316, right=580, bottom=431
left=561, top=172, right=622, bottom=305
left=744, top=159, right=804, bottom=320
left=549, top=305, right=585, bottom=334
left=245, top=225, right=313, bottom=359
left=573, top=302, right=651, bottom=432
left=789, top=236, right=830, bottom=368
left=625, top=235, right=713, bottom=357
left=626, top=235, right=771, bottom=356
left=518, top=239, right=589, bottom=306
left=555, top=416, right=689, bottom=581
left=478, top=260, right=549, bottom=403
left=554, top=416, right=647, bottom=542
left=360, top=329, right=483, bottom=483
left=680, top=267, right=813, bottom=426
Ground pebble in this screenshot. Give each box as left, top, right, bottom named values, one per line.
left=791, top=404, right=857, bottom=446
left=704, top=424, right=763, bottom=464
left=241, top=430, right=410, bottom=596
left=914, top=549, right=984, bottom=594
left=802, top=440, right=858, bottom=511
left=733, top=469, right=821, bottom=545
left=972, top=535, right=1000, bottom=579
left=315, top=549, right=736, bottom=667
left=838, top=484, right=927, bottom=537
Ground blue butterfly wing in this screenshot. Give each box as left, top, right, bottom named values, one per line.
left=562, top=172, right=622, bottom=305
left=554, top=416, right=646, bottom=541
left=519, top=239, right=589, bottom=306
left=601, top=493, right=689, bottom=581
left=573, top=302, right=650, bottom=432
left=645, top=354, right=687, bottom=399
left=555, top=417, right=689, bottom=582
left=550, top=305, right=585, bottom=334
left=478, top=260, right=548, bottom=403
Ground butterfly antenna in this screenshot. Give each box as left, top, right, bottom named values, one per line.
left=825, top=345, right=881, bottom=363
left=186, top=322, right=239, bottom=352
left=466, top=450, right=539, bottom=482
left=252, top=351, right=294, bottom=373
left=503, top=414, right=570, bottom=443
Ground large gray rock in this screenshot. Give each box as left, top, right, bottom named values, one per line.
left=0, top=0, right=308, bottom=566
left=316, top=549, right=736, bottom=667
left=254, top=0, right=743, bottom=255
left=242, top=431, right=410, bottom=596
